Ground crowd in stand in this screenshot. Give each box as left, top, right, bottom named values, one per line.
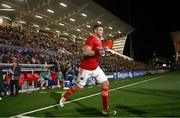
left=101, top=55, right=149, bottom=72
left=0, top=25, right=151, bottom=73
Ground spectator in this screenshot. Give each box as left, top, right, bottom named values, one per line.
left=38, top=69, right=49, bottom=89
left=56, top=71, right=64, bottom=88
left=8, top=57, right=21, bottom=96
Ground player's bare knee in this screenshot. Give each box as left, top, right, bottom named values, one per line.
left=101, top=80, right=109, bottom=88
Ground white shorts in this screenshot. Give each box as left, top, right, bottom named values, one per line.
left=76, top=66, right=107, bottom=88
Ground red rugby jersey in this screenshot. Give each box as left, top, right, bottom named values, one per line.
left=80, top=35, right=102, bottom=70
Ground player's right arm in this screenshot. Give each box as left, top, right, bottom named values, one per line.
left=82, top=36, right=106, bottom=56
left=82, top=45, right=106, bottom=56
left=82, top=45, right=96, bottom=56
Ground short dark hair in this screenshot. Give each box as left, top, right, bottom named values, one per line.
left=93, top=24, right=104, bottom=32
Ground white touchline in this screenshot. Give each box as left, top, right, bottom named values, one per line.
left=10, top=75, right=167, bottom=118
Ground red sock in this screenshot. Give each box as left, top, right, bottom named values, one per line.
left=63, top=86, right=76, bottom=99
left=101, top=87, right=109, bottom=110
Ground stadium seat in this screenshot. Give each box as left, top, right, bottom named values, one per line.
left=33, top=73, right=39, bottom=84
left=5, top=74, right=11, bottom=85
left=26, top=73, right=33, bottom=85
left=18, top=73, right=25, bottom=86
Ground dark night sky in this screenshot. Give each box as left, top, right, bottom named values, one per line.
left=94, top=0, right=180, bottom=63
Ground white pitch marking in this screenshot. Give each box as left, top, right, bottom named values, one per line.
left=10, top=75, right=167, bottom=118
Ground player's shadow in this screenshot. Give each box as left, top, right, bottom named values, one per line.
left=115, top=102, right=180, bottom=117
left=115, top=104, right=147, bottom=116
left=74, top=101, right=104, bottom=116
